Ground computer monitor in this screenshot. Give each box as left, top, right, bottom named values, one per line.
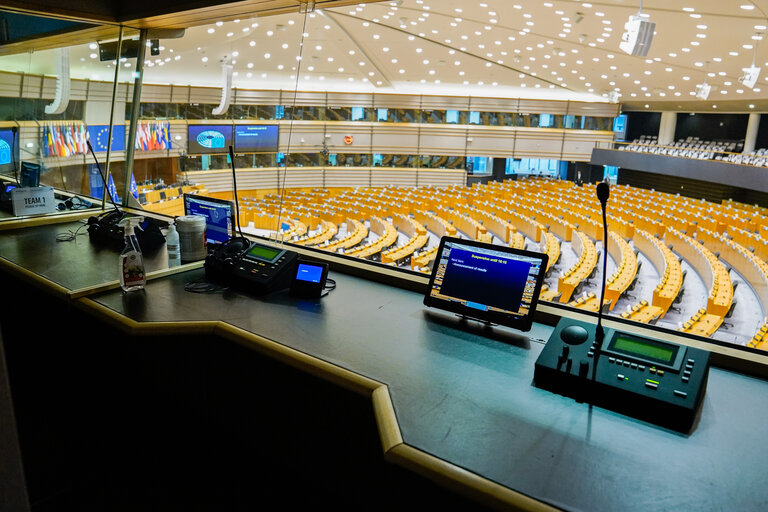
left=423, top=237, right=548, bottom=332
left=183, top=193, right=236, bottom=246
left=187, top=125, right=233, bottom=155
left=233, top=124, right=279, bottom=153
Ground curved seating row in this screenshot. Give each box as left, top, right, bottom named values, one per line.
left=557, top=231, right=598, bottom=304
left=345, top=216, right=397, bottom=259
left=316, top=218, right=368, bottom=252
left=632, top=228, right=682, bottom=317
left=603, top=231, right=638, bottom=311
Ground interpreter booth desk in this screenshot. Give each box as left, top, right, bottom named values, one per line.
left=2, top=217, right=768, bottom=511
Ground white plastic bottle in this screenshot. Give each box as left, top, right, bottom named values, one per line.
left=118, top=217, right=146, bottom=292
left=166, top=222, right=181, bottom=267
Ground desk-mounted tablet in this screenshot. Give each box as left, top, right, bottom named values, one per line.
left=423, top=237, right=548, bottom=332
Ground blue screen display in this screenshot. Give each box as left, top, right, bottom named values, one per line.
left=234, top=125, right=279, bottom=153
left=296, top=263, right=323, bottom=283
left=188, top=125, right=233, bottom=154
left=0, top=129, right=16, bottom=168
left=184, top=196, right=234, bottom=245
left=438, top=247, right=532, bottom=312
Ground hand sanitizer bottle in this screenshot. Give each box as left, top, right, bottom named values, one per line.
left=118, top=217, right=146, bottom=292
left=166, top=222, right=181, bottom=267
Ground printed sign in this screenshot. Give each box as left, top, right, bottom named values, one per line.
left=11, top=186, right=56, bottom=216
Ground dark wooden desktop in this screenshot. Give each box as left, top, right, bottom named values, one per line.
left=2, top=217, right=768, bottom=511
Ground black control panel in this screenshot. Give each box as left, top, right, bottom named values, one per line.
left=205, top=239, right=299, bottom=295
left=534, top=318, right=710, bottom=432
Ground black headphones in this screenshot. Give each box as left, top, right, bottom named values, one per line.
left=57, top=196, right=94, bottom=211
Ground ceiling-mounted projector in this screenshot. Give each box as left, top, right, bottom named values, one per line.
left=695, top=83, right=711, bottom=100
left=620, top=15, right=655, bottom=57
left=740, top=66, right=761, bottom=89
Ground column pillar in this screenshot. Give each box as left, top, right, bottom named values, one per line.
left=658, top=111, right=677, bottom=146
left=743, top=113, right=761, bottom=154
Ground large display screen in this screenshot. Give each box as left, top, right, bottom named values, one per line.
left=188, top=125, right=233, bottom=154
left=0, top=128, right=17, bottom=173
left=183, top=194, right=235, bottom=245
left=424, top=237, right=548, bottom=332
left=234, top=125, right=279, bottom=153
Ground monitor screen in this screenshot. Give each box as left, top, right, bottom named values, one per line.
left=187, top=125, right=233, bottom=154
left=234, top=125, right=279, bottom=153
left=295, top=263, right=324, bottom=283
left=0, top=128, right=17, bottom=174
left=183, top=193, right=235, bottom=245
left=423, top=237, right=548, bottom=332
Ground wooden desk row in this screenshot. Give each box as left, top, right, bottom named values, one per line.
left=557, top=231, right=598, bottom=304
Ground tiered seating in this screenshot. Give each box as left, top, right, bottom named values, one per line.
left=557, top=231, right=598, bottom=303
left=603, top=231, right=638, bottom=310
left=666, top=228, right=732, bottom=335
left=510, top=232, right=526, bottom=250
left=316, top=218, right=367, bottom=252
left=293, top=220, right=338, bottom=246
left=749, top=319, right=768, bottom=349
left=632, top=229, right=682, bottom=317
left=435, top=205, right=488, bottom=240
left=411, top=246, right=439, bottom=273
left=541, top=232, right=560, bottom=272
left=569, top=291, right=600, bottom=312
left=538, top=284, right=561, bottom=303
left=141, top=183, right=208, bottom=216
left=619, top=300, right=664, bottom=324
left=413, top=210, right=457, bottom=238
left=278, top=218, right=307, bottom=240
left=381, top=214, right=428, bottom=264
left=618, top=136, right=744, bottom=161
left=679, top=308, right=725, bottom=338
left=345, top=216, right=397, bottom=259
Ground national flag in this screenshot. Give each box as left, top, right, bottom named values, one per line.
left=106, top=173, right=119, bottom=204
left=130, top=173, right=139, bottom=200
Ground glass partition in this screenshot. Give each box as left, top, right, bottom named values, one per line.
left=6, top=6, right=754, bottom=352
left=0, top=11, right=138, bottom=215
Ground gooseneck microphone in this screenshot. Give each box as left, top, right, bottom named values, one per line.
left=595, top=181, right=610, bottom=347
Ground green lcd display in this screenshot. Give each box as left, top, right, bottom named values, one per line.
left=612, top=335, right=675, bottom=363
left=246, top=244, right=281, bottom=262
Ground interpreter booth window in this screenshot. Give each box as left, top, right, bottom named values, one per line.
left=0, top=17, right=139, bottom=206
left=466, top=156, right=490, bottom=174
left=377, top=108, right=389, bottom=122
left=446, top=110, right=460, bottom=124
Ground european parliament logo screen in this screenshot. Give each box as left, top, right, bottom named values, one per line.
left=188, top=125, right=233, bottom=154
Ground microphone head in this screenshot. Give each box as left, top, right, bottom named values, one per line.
left=596, top=181, right=610, bottom=204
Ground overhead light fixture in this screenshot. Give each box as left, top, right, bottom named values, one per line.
left=739, top=36, right=762, bottom=89
left=695, top=82, right=711, bottom=100
left=619, top=3, right=655, bottom=57
left=740, top=66, right=761, bottom=88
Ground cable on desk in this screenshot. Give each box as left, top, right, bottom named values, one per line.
left=320, top=277, right=336, bottom=298
left=184, top=279, right=229, bottom=294
left=56, top=221, right=89, bottom=242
